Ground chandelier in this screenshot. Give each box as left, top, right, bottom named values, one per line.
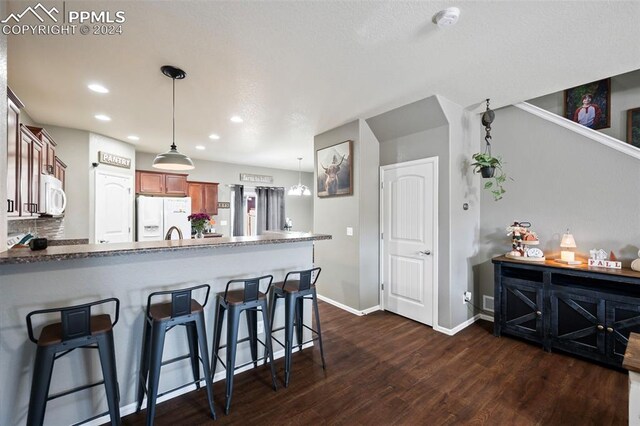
left=288, top=157, right=311, bottom=196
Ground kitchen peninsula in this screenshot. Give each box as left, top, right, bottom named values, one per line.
left=0, top=232, right=330, bottom=425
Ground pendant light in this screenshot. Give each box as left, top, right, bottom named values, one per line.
left=153, top=65, right=194, bottom=171
left=288, top=157, right=311, bottom=196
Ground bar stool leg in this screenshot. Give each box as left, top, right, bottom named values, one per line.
left=185, top=323, right=201, bottom=390
left=283, top=293, right=297, bottom=388
left=225, top=307, right=241, bottom=415
left=97, top=331, right=121, bottom=425
left=312, top=289, right=326, bottom=369
left=295, top=297, right=304, bottom=352
left=26, top=346, right=55, bottom=426
left=136, top=319, right=152, bottom=412
left=246, top=308, right=258, bottom=368
left=195, top=312, right=216, bottom=420
left=259, top=300, right=278, bottom=391
left=146, top=323, right=167, bottom=426
left=211, top=303, right=225, bottom=377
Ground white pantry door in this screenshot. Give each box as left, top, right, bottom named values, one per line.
left=95, top=171, right=133, bottom=244
left=381, top=157, right=438, bottom=326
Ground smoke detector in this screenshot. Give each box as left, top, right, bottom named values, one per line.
left=433, top=7, right=461, bottom=28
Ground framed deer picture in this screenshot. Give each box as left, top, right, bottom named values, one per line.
left=316, top=140, right=353, bottom=197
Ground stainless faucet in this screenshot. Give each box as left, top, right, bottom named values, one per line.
left=164, top=226, right=183, bottom=240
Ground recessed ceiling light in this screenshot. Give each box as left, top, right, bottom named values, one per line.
left=209, top=134, right=220, bottom=140
left=195, top=145, right=206, bottom=150
left=94, top=114, right=111, bottom=121
left=230, top=116, right=243, bottom=123
left=88, top=83, right=109, bottom=93
left=127, top=135, right=140, bottom=141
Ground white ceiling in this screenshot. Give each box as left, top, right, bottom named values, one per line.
left=7, top=1, right=640, bottom=171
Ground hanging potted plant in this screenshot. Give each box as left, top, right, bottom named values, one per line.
left=471, top=99, right=509, bottom=201
left=471, top=152, right=507, bottom=201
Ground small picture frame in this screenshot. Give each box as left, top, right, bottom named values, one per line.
left=563, top=78, right=611, bottom=130
left=316, top=140, right=353, bottom=197
left=627, top=107, right=640, bottom=148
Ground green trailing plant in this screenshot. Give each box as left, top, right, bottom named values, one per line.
left=471, top=152, right=507, bottom=201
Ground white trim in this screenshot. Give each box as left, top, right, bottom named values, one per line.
left=515, top=102, right=640, bottom=161
left=435, top=313, right=493, bottom=336
left=478, top=313, right=494, bottom=322
left=316, top=293, right=380, bottom=316
left=84, top=343, right=313, bottom=426
left=379, top=157, right=439, bottom=330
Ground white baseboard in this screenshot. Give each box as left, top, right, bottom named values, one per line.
left=435, top=312, right=493, bottom=336
left=84, top=343, right=313, bottom=426
left=316, top=294, right=380, bottom=316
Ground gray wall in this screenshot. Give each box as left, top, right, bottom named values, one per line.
left=44, top=126, right=90, bottom=239
left=1, top=18, right=6, bottom=252
left=476, top=105, right=640, bottom=302
left=136, top=152, right=314, bottom=236
left=313, top=120, right=362, bottom=309
left=529, top=69, right=640, bottom=142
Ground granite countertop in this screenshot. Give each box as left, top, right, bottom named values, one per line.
left=0, top=233, right=331, bottom=265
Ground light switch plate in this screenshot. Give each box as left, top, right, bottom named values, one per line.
left=346, top=227, right=353, bottom=236
left=220, top=220, right=228, bottom=226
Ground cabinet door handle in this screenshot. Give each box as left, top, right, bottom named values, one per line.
left=606, top=327, right=614, bottom=333
left=536, top=311, right=542, bottom=317
left=597, top=324, right=604, bottom=331
left=7, top=199, right=14, bottom=213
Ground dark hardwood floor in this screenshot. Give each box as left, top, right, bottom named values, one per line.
left=121, top=301, right=628, bottom=425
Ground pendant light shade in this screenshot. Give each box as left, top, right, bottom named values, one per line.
left=288, top=157, right=311, bottom=196
left=153, top=65, right=194, bottom=171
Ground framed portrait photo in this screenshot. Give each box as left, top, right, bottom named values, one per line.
left=316, top=140, right=353, bottom=197
left=628, top=107, right=640, bottom=148
left=563, top=78, right=611, bottom=130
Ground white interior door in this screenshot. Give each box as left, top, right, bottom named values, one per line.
left=381, top=157, right=438, bottom=326
left=95, top=171, right=133, bottom=244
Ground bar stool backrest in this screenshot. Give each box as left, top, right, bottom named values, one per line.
left=283, top=267, right=321, bottom=292
left=145, top=284, right=211, bottom=319
left=26, top=298, right=120, bottom=343
left=224, top=275, right=274, bottom=303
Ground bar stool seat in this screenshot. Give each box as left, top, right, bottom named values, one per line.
left=268, top=267, right=326, bottom=388
left=26, top=298, right=121, bottom=426
left=211, top=275, right=278, bottom=414
left=136, top=285, right=216, bottom=425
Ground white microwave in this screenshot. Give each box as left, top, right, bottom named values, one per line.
left=40, top=174, right=67, bottom=215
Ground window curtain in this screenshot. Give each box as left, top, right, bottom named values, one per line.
left=231, top=185, right=244, bottom=236
left=256, top=187, right=285, bottom=235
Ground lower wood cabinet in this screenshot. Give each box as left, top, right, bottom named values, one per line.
left=494, top=256, right=640, bottom=368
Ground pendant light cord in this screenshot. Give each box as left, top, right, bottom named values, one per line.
left=171, top=77, right=177, bottom=150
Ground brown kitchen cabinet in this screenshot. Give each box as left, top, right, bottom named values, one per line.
left=6, top=87, right=22, bottom=216
left=54, top=157, right=67, bottom=190
left=18, top=125, right=42, bottom=216
left=136, top=170, right=188, bottom=196
left=187, top=181, right=218, bottom=215
left=27, top=125, right=57, bottom=174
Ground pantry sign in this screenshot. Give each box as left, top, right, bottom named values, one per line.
left=98, top=151, right=131, bottom=169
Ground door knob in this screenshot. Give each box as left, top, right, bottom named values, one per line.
left=418, top=250, right=432, bottom=256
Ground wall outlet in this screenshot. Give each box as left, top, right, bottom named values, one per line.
left=346, top=227, right=353, bottom=236
left=463, top=291, right=472, bottom=304
left=257, top=320, right=264, bottom=334
left=220, top=220, right=228, bottom=226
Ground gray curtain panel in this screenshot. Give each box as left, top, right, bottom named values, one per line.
left=232, top=185, right=244, bottom=236
left=256, top=187, right=285, bottom=234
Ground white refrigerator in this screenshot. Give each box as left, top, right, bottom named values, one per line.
left=136, top=196, right=192, bottom=241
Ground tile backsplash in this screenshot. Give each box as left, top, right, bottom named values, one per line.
left=8, top=217, right=65, bottom=239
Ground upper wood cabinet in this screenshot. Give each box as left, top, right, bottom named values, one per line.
left=54, top=157, right=67, bottom=190
left=27, top=125, right=57, bottom=173
left=18, top=125, right=42, bottom=216
left=6, top=88, right=22, bottom=216
left=187, top=181, right=219, bottom=215
left=135, top=170, right=188, bottom=196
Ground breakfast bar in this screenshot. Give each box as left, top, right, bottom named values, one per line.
left=0, top=232, right=330, bottom=425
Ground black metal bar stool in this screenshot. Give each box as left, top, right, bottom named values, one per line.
left=268, top=267, right=325, bottom=387
left=25, top=298, right=121, bottom=426
left=136, top=284, right=216, bottom=425
left=211, top=275, right=278, bottom=414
